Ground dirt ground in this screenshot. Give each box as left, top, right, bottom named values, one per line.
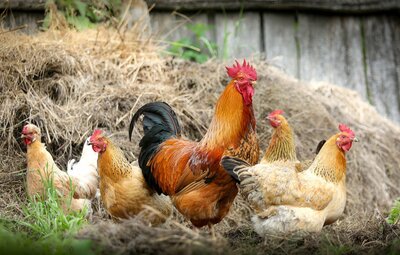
left=0, top=26, right=400, bottom=254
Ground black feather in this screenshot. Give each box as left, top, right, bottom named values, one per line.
left=315, top=139, right=326, bottom=155
left=220, top=156, right=251, bottom=183
left=129, top=102, right=181, bottom=194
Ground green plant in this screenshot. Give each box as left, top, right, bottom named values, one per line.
left=167, top=23, right=218, bottom=63
left=43, top=0, right=122, bottom=30
left=0, top=226, right=95, bottom=255
left=387, top=198, right=400, bottom=224
left=319, top=236, right=353, bottom=255
left=0, top=169, right=94, bottom=255
left=17, top=173, right=88, bottom=239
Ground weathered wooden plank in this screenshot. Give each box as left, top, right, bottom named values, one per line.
left=363, top=15, right=400, bottom=122
left=150, top=12, right=212, bottom=42
left=388, top=16, right=400, bottom=118
left=3, top=0, right=400, bottom=13
left=215, top=12, right=262, bottom=59
left=263, top=12, right=298, bottom=78
left=340, top=17, right=367, bottom=99
left=298, top=14, right=368, bottom=102
left=0, top=0, right=45, bottom=10
left=147, top=0, right=400, bottom=13
left=2, top=11, right=44, bottom=34
left=298, top=14, right=347, bottom=84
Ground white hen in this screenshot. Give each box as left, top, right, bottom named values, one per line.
left=67, top=137, right=99, bottom=201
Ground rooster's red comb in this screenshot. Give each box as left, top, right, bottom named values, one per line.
left=226, top=59, right=257, bottom=81
left=268, top=109, right=285, bottom=118
left=338, top=124, right=355, bottom=139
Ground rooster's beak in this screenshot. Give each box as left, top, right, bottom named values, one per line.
left=21, top=134, right=26, bottom=139
left=352, top=137, right=359, bottom=142
left=251, top=80, right=257, bottom=86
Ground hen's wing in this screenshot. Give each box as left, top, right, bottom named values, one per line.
left=222, top=156, right=333, bottom=212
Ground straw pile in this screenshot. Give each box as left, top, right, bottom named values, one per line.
left=0, top=24, right=399, bottom=254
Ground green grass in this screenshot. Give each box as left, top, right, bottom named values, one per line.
left=0, top=170, right=96, bottom=255
left=387, top=198, right=400, bottom=225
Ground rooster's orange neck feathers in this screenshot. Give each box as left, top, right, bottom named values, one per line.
left=200, top=81, right=255, bottom=149
left=310, top=134, right=346, bottom=183
left=262, top=119, right=297, bottom=163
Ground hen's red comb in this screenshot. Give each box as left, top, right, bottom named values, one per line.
left=268, top=109, right=285, bottom=118
left=22, top=124, right=29, bottom=134
left=338, top=124, right=355, bottom=139
left=92, top=129, right=103, bottom=138
left=226, top=59, right=257, bottom=81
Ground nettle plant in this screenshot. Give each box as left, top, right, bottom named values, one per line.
left=168, top=23, right=218, bottom=64
left=43, top=0, right=122, bottom=30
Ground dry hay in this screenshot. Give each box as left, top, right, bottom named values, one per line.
left=0, top=24, right=400, bottom=254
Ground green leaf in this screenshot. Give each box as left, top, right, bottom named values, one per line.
left=73, top=0, right=87, bottom=17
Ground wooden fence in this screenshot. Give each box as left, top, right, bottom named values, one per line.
left=151, top=11, right=400, bottom=122
left=1, top=0, right=399, bottom=122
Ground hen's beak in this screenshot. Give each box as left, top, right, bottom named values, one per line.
left=21, top=134, right=26, bottom=139
left=352, top=137, right=359, bottom=142
left=87, top=141, right=93, bottom=146
left=251, top=80, right=257, bottom=86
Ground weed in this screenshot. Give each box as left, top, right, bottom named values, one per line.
left=168, top=23, right=218, bottom=63
left=0, top=168, right=93, bottom=254
left=387, top=198, right=400, bottom=225
left=43, top=0, right=121, bottom=30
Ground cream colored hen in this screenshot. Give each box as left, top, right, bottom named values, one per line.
left=22, top=123, right=94, bottom=212
left=222, top=124, right=357, bottom=235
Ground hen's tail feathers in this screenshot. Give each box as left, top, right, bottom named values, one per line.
left=315, top=140, right=326, bottom=155
left=221, top=156, right=251, bottom=183
left=129, top=102, right=181, bottom=194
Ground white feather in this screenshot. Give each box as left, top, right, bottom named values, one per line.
left=67, top=137, right=99, bottom=202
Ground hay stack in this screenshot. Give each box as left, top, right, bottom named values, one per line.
left=0, top=26, right=399, bottom=253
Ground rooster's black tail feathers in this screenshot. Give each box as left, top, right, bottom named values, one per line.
left=129, top=102, right=181, bottom=194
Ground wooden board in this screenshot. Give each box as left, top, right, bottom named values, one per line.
left=3, top=0, right=400, bottom=13
left=363, top=15, right=400, bottom=122
left=2, top=11, right=43, bottom=34
left=297, top=14, right=367, bottom=101
left=214, top=12, right=262, bottom=59
left=298, top=14, right=347, bottom=84
left=263, top=12, right=298, bottom=78
left=146, top=0, right=400, bottom=13
left=340, top=16, right=367, bottom=99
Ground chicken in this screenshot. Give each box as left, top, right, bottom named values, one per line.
left=262, top=109, right=319, bottom=171
left=67, top=136, right=99, bottom=200
left=221, top=124, right=357, bottom=235
left=262, top=109, right=297, bottom=163
left=22, top=123, right=93, bottom=212
left=129, top=60, right=260, bottom=227
left=89, top=129, right=172, bottom=225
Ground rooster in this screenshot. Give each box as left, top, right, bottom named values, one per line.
left=221, top=124, right=357, bottom=235
left=21, top=123, right=93, bottom=212
left=129, top=60, right=260, bottom=227
left=89, top=129, right=172, bottom=225
left=67, top=136, right=99, bottom=201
